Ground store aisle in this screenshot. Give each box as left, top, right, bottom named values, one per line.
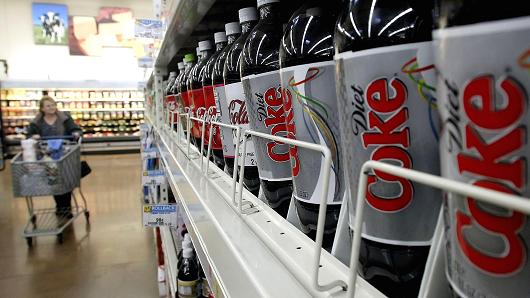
left=0, top=153, right=158, bottom=298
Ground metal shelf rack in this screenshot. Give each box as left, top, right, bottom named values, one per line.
left=147, top=100, right=530, bottom=297
left=152, top=117, right=384, bottom=298
left=143, top=1, right=530, bottom=296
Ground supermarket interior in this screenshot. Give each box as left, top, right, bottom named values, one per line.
left=0, top=0, right=529, bottom=297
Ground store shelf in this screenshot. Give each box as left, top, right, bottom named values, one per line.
left=154, top=0, right=216, bottom=69
left=3, top=107, right=143, bottom=111
left=0, top=107, right=37, bottom=111
left=1, top=98, right=145, bottom=102
left=1, top=83, right=145, bottom=153
left=160, top=227, right=179, bottom=298
left=2, top=115, right=33, bottom=120
left=0, top=79, right=141, bottom=89
left=154, top=124, right=383, bottom=298
left=63, top=108, right=144, bottom=112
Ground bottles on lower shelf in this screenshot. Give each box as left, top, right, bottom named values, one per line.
left=177, top=231, right=213, bottom=298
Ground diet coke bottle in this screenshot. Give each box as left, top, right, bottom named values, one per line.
left=435, top=1, right=530, bottom=296
left=334, top=0, right=440, bottom=296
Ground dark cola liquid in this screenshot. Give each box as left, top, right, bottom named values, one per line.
left=203, top=39, right=227, bottom=169
left=335, top=0, right=434, bottom=297
left=166, top=73, right=177, bottom=96
left=178, top=253, right=199, bottom=298
left=279, top=0, right=342, bottom=246
left=170, top=67, right=185, bottom=131
left=214, top=30, right=241, bottom=176
left=241, top=1, right=294, bottom=217
left=188, top=48, right=214, bottom=150
left=224, top=16, right=260, bottom=197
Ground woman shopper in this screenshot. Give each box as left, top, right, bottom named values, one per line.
left=27, top=95, right=82, bottom=218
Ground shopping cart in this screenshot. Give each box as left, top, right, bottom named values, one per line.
left=11, top=137, right=89, bottom=247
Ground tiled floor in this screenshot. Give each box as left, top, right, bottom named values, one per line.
left=0, top=153, right=159, bottom=298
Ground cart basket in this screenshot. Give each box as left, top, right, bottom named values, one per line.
left=11, top=141, right=81, bottom=197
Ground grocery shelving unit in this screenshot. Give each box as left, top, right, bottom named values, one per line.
left=151, top=116, right=384, bottom=298
left=0, top=80, right=145, bottom=153
left=149, top=103, right=530, bottom=298
left=144, top=1, right=382, bottom=296
left=145, top=0, right=388, bottom=296
left=145, top=1, right=530, bottom=297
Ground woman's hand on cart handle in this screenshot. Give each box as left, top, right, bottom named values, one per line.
left=72, top=132, right=82, bottom=144
left=32, top=134, right=41, bottom=140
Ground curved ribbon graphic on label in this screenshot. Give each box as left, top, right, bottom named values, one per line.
left=288, top=67, right=341, bottom=196
left=401, top=57, right=439, bottom=141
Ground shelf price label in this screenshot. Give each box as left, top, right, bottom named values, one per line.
left=143, top=204, right=177, bottom=227
left=142, top=170, right=166, bottom=184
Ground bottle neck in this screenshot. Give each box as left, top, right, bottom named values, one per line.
left=200, top=50, right=212, bottom=60
left=227, top=34, right=239, bottom=45
left=258, top=3, right=280, bottom=20
left=215, top=42, right=226, bottom=52
left=241, top=21, right=257, bottom=34
left=185, top=61, right=194, bottom=70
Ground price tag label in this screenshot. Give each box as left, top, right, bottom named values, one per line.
left=142, top=170, right=166, bottom=185
left=142, top=148, right=159, bottom=159
left=143, top=204, right=177, bottom=227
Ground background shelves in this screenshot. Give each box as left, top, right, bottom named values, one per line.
left=0, top=82, right=146, bottom=153
left=2, top=107, right=145, bottom=112
left=2, top=115, right=33, bottom=120
left=64, top=108, right=145, bottom=112
left=1, top=98, right=145, bottom=102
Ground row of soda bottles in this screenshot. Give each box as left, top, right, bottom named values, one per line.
left=162, top=0, right=530, bottom=297
left=177, top=232, right=213, bottom=298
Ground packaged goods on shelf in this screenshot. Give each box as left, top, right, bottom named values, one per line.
left=0, top=87, right=145, bottom=146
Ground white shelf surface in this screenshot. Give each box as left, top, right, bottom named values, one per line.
left=155, top=125, right=384, bottom=298
left=160, top=226, right=178, bottom=298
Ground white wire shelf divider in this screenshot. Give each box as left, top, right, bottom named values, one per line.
left=347, top=161, right=530, bottom=298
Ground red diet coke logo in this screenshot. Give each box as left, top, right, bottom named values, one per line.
left=361, top=77, right=412, bottom=212
left=263, top=86, right=290, bottom=163
left=456, top=75, right=527, bottom=275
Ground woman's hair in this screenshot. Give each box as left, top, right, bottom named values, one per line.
left=39, top=95, right=57, bottom=113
